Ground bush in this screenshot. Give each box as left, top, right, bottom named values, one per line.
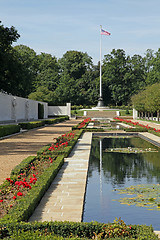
left=0, top=220, right=158, bottom=239
left=18, top=121, right=45, bottom=130
left=10, top=156, right=36, bottom=176
left=0, top=124, right=20, bottom=138
left=125, top=128, right=148, bottom=132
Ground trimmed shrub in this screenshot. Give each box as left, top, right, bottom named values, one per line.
left=0, top=125, right=20, bottom=138
left=10, top=156, right=36, bottom=176
left=0, top=221, right=158, bottom=239
left=19, top=121, right=45, bottom=130
left=125, top=128, right=148, bottom=132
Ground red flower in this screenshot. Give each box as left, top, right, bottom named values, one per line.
left=10, top=205, right=13, bottom=208
left=13, top=196, right=17, bottom=200
left=0, top=199, right=3, bottom=203
left=17, top=192, right=23, bottom=196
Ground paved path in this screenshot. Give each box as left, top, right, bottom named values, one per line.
left=0, top=119, right=81, bottom=185
left=29, top=132, right=92, bottom=222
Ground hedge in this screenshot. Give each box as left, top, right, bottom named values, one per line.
left=124, top=127, right=148, bottom=132
left=18, top=121, right=45, bottom=130
left=19, top=116, right=69, bottom=130
left=0, top=221, right=158, bottom=239
left=10, top=156, right=36, bottom=177
left=0, top=124, right=20, bottom=138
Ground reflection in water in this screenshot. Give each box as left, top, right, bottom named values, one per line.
left=83, top=137, right=160, bottom=229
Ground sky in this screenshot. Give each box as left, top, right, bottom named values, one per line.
left=1, top=0, right=160, bottom=64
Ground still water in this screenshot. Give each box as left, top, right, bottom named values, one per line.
left=83, top=137, right=160, bottom=229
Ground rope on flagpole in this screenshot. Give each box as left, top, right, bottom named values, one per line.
left=100, top=25, right=102, bottom=98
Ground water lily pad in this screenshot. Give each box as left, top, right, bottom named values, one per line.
left=113, top=184, right=160, bottom=211
left=104, top=147, right=158, bottom=153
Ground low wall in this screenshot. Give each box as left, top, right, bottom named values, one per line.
left=86, top=110, right=117, bottom=118
left=48, top=103, right=71, bottom=118
left=0, top=93, right=48, bottom=123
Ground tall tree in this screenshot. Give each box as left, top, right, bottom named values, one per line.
left=0, top=21, right=20, bottom=94
left=102, top=49, right=130, bottom=105
left=56, top=50, right=94, bottom=105
left=14, top=45, right=37, bottom=96
left=145, top=48, right=160, bottom=86
left=35, top=53, right=59, bottom=91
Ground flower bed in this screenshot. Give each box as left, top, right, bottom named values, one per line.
left=0, top=128, right=83, bottom=223
left=72, top=118, right=91, bottom=130
left=114, top=117, right=160, bottom=134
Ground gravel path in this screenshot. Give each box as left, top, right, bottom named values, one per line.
left=0, top=119, right=81, bottom=185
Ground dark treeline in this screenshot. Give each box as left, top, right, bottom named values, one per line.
left=1, top=22, right=160, bottom=106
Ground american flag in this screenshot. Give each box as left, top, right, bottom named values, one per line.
left=101, top=29, right=111, bottom=36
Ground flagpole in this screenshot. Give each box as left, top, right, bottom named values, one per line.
left=97, top=25, right=104, bottom=107
left=100, top=25, right=102, bottom=98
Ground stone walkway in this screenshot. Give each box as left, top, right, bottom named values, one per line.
left=0, top=119, right=81, bottom=185
left=29, top=132, right=92, bottom=222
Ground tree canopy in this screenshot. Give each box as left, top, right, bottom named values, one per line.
left=1, top=21, right=160, bottom=107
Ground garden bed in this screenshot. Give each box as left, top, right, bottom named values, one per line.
left=0, top=126, right=83, bottom=223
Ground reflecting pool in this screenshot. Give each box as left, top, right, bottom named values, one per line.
left=83, top=137, right=160, bottom=229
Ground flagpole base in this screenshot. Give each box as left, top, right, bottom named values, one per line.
left=97, top=97, right=105, bottom=107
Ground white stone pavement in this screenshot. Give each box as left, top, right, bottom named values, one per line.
left=29, top=132, right=92, bottom=222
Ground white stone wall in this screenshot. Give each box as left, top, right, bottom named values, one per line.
left=0, top=93, right=48, bottom=123
left=133, top=108, right=138, bottom=119
left=48, top=103, right=71, bottom=117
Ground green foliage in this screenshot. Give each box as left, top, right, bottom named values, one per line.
left=13, top=45, right=37, bottom=97
left=18, top=121, right=45, bottom=129
left=28, top=86, right=55, bottom=104
left=131, top=83, right=160, bottom=115
left=2, top=20, right=160, bottom=107
left=124, top=128, right=148, bottom=132
left=0, top=220, right=158, bottom=239
left=0, top=124, right=20, bottom=138
left=35, top=52, right=59, bottom=90
left=10, top=156, right=36, bottom=176
left=18, top=116, right=69, bottom=130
